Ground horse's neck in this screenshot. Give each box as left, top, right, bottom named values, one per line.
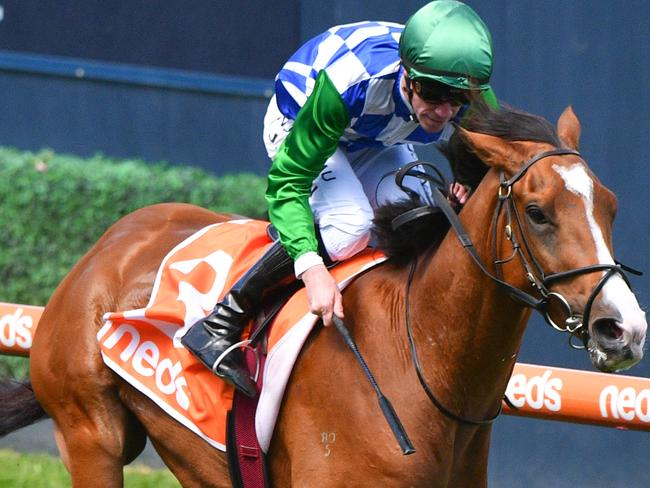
left=410, top=172, right=531, bottom=419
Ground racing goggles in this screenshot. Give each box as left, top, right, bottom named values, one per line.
left=411, top=78, right=472, bottom=106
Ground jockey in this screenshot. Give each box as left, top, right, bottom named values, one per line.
left=182, top=0, right=497, bottom=396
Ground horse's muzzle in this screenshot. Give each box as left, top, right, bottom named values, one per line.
left=588, top=316, right=645, bottom=372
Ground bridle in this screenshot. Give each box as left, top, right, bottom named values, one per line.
left=393, top=149, right=641, bottom=425
left=489, top=149, right=640, bottom=346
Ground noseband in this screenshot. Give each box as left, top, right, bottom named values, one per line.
left=394, top=150, right=641, bottom=424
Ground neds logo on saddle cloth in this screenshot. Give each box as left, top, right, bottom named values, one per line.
left=98, top=219, right=386, bottom=451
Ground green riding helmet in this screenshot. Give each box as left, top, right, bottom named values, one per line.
left=399, top=0, right=493, bottom=90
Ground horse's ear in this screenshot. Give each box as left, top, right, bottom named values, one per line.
left=557, top=106, right=581, bottom=151
left=456, top=127, right=523, bottom=171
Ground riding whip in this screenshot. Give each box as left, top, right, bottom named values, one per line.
left=332, top=315, right=416, bottom=455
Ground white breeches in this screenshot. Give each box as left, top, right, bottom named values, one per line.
left=263, top=96, right=432, bottom=261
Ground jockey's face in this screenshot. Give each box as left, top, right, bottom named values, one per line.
left=411, top=94, right=460, bottom=133
left=401, top=69, right=462, bottom=133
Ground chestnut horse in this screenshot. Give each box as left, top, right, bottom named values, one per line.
left=1, top=105, right=647, bottom=487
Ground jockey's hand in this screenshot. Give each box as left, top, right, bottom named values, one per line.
left=300, top=263, right=343, bottom=327
left=449, top=182, right=471, bottom=206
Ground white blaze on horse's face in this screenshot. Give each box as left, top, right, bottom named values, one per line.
left=553, top=162, right=647, bottom=371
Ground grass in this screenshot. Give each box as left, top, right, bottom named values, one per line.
left=0, top=449, right=181, bottom=487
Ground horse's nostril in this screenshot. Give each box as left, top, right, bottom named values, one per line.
left=593, top=318, right=624, bottom=341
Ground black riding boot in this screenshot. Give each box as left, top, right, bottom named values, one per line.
left=181, top=239, right=293, bottom=397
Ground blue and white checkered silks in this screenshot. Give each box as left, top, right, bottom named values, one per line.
left=274, top=21, right=456, bottom=152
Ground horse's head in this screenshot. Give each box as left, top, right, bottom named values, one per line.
left=458, top=106, right=646, bottom=372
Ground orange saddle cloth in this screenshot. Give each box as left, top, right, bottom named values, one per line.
left=98, top=219, right=386, bottom=451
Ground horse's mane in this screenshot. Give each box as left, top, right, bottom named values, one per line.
left=373, top=101, right=561, bottom=263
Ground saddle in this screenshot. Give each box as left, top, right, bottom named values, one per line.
left=97, top=219, right=386, bottom=485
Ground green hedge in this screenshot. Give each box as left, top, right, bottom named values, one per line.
left=0, top=147, right=268, bottom=306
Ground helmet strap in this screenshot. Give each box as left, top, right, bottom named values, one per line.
left=402, top=70, right=418, bottom=122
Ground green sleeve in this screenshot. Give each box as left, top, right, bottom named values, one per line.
left=265, top=71, right=350, bottom=261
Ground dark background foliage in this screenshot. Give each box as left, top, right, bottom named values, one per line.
left=0, top=147, right=267, bottom=306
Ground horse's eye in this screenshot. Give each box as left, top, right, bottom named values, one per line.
left=526, top=205, right=548, bottom=225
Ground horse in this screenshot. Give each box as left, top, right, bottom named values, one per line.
left=0, top=104, right=646, bottom=487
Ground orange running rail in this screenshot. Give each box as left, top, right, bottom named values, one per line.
left=2, top=302, right=649, bottom=432
left=0, top=302, right=42, bottom=356
left=502, top=362, right=650, bottom=431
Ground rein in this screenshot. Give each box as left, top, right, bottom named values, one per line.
left=393, top=150, right=641, bottom=425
